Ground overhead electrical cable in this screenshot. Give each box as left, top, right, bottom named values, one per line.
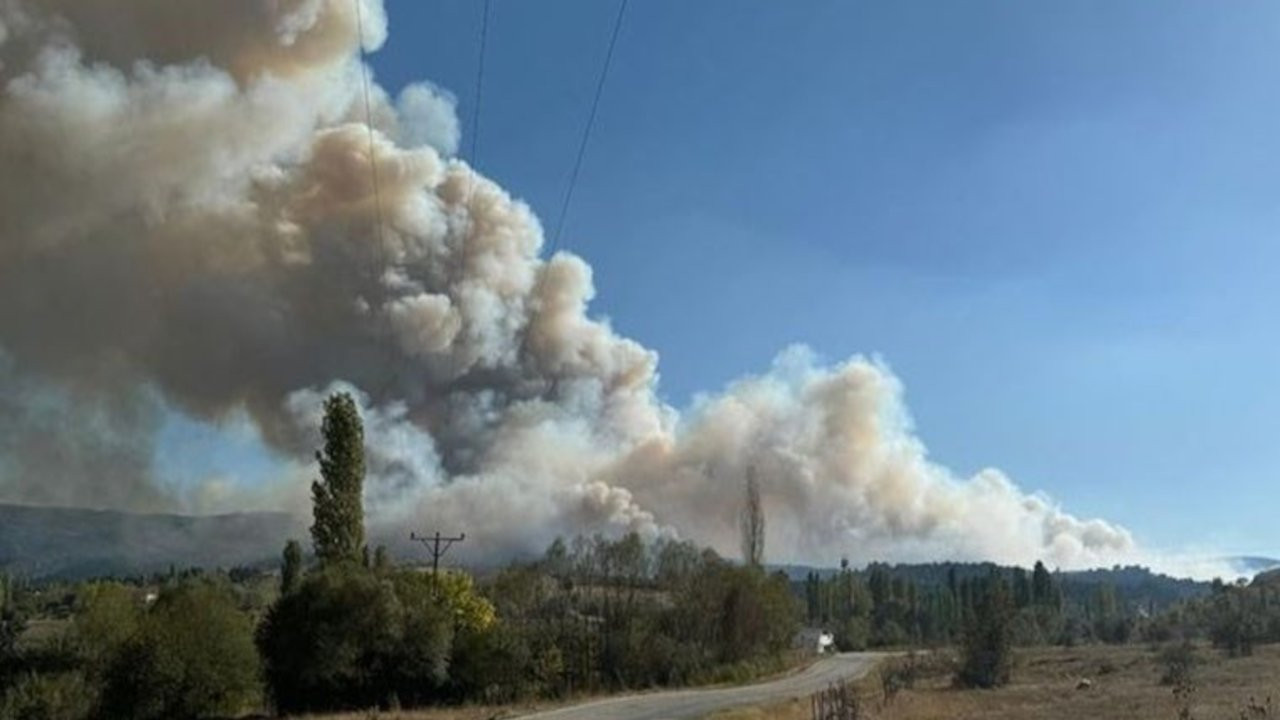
left=548, top=0, right=630, bottom=257
left=464, top=0, right=492, bottom=205
left=470, top=0, right=491, bottom=166
left=352, top=0, right=386, bottom=257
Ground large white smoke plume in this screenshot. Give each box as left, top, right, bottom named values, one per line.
left=0, top=0, right=1144, bottom=570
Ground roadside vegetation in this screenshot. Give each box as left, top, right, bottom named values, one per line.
left=709, top=644, right=1280, bottom=720
left=4, top=393, right=1280, bottom=719
left=0, top=393, right=799, bottom=718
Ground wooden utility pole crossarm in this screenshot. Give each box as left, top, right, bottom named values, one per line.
left=410, top=530, right=466, bottom=575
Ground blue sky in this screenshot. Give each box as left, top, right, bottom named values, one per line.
left=166, top=1, right=1280, bottom=555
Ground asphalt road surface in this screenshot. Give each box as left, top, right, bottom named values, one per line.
left=520, top=653, right=882, bottom=720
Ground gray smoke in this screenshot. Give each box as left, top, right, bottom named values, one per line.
left=0, top=0, right=1147, bottom=570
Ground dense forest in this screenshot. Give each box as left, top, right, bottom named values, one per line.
left=794, top=559, right=1213, bottom=649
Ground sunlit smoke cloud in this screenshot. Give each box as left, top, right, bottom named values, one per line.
left=0, top=0, right=1177, bottom=574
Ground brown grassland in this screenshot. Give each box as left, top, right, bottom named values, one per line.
left=710, top=644, right=1280, bottom=720
left=283, top=644, right=1280, bottom=720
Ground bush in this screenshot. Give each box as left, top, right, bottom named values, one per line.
left=694, top=566, right=796, bottom=664
left=97, top=582, right=261, bottom=720
left=449, top=621, right=539, bottom=703
left=257, top=565, right=489, bottom=713
left=880, top=654, right=920, bottom=705
left=834, top=616, right=870, bottom=652
left=0, top=672, right=94, bottom=720
left=70, top=583, right=141, bottom=672
left=0, top=608, right=24, bottom=664
left=1159, top=640, right=1198, bottom=687
left=257, top=565, right=409, bottom=714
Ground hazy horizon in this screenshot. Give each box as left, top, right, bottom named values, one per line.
left=0, top=0, right=1277, bottom=579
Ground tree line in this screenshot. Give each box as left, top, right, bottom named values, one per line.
left=0, top=393, right=800, bottom=719
left=5, top=391, right=1264, bottom=713
left=797, top=555, right=1219, bottom=653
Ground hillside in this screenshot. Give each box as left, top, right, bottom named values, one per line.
left=0, top=503, right=297, bottom=579
left=780, top=560, right=1214, bottom=613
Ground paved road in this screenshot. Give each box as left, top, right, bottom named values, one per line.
left=519, top=653, right=882, bottom=720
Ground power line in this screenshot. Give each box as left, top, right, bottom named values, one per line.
left=469, top=0, right=491, bottom=165
left=352, top=0, right=386, bottom=255
left=463, top=0, right=491, bottom=205
left=548, top=0, right=630, bottom=257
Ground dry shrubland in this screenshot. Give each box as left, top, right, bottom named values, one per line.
left=711, top=644, right=1280, bottom=720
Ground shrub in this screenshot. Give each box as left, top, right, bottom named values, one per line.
left=257, top=565, right=482, bottom=713
left=257, top=565, right=407, bottom=714
left=97, top=582, right=261, bottom=720
left=0, top=671, right=94, bottom=720
left=0, top=607, right=24, bottom=664
left=449, top=621, right=536, bottom=703
left=835, top=616, right=870, bottom=652
left=70, top=583, right=141, bottom=672
left=1159, top=640, right=1199, bottom=687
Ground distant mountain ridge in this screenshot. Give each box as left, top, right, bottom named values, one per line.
left=774, top=560, right=1215, bottom=612
left=0, top=503, right=297, bottom=580
left=4, top=502, right=1275, bottom=587
left=1227, top=556, right=1280, bottom=575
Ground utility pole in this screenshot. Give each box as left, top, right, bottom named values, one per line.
left=410, top=531, right=466, bottom=575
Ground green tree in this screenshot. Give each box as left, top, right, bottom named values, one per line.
left=311, top=392, right=366, bottom=565
left=281, top=540, right=303, bottom=595
left=256, top=565, right=490, bottom=713
left=98, top=582, right=261, bottom=720
left=257, top=566, right=406, bottom=714
left=956, top=574, right=1014, bottom=688
left=739, top=470, right=765, bottom=567
left=71, top=583, right=142, bottom=672
left=1031, top=561, right=1053, bottom=605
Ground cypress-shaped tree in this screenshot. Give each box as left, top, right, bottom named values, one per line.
left=310, top=392, right=366, bottom=565
left=281, top=539, right=303, bottom=594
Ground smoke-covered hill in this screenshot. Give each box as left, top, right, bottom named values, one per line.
left=0, top=503, right=296, bottom=580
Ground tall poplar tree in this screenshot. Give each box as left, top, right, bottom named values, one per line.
left=740, top=469, right=765, bottom=567
left=310, top=392, right=366, bottom=565
left=281, top=540, right=303, bottom=594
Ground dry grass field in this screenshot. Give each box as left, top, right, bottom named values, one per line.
left=710, top=644, right=1280, bottom=720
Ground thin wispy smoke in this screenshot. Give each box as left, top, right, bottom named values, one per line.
left=0, top=0, right=1151, bottom=571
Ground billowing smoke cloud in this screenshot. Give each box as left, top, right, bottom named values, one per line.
left=0, top=0, right=1144, bottom=570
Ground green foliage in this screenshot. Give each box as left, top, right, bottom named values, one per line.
left=311, top=392, right=366, bottom=566
left=0, top=574, right=24, bottom=664
left=395, top=570, right=496, bottom=635
left=0, top=672, right=94, bottom=720
left=740, top=471, right=765, bottom=567
left=69, top=583, right=142, bottom=672
left=956, top=573, right=1014, bottom=689
left=281, top=539, right=303, bottom=595
left=1032, top=561, right=1054, bottom=605
left=1205, top=581, right=1265, bottom=657
left=1007, top=607, right=1046, bottom=646
left=834, top=615, right=870, bottom=652
left=798, top=559, right=1198, bottom=651
left=97, top=582, right=260, bottom=720
left=256, top=565, right=492, bottom=713
left=449, top=619, right=565, bottom=703
left=257, top=565, right=407, bottom=714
